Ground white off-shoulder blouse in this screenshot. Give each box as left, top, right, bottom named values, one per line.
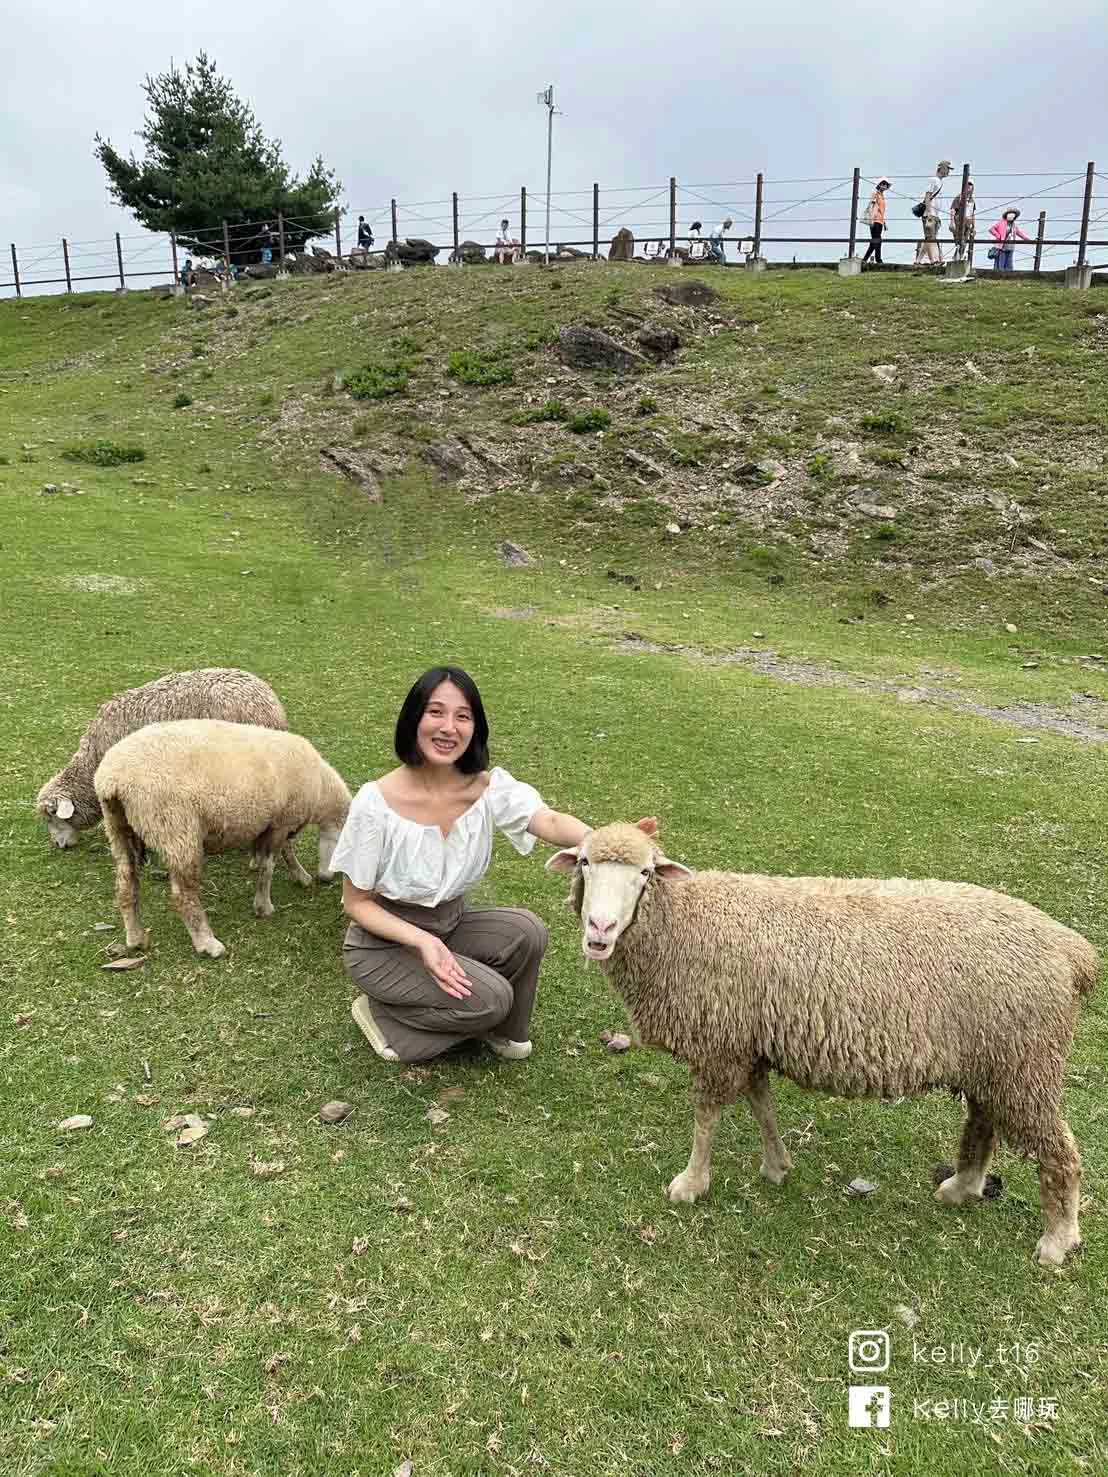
left=329, top=767, right=545, bottom=907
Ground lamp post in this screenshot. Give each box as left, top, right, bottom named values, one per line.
left=537, top=85, right=556, bottom=264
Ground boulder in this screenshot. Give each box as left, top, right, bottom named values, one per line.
left=653, top=279, right=720, bottom=308
left=608, top=228, right=635, bottom=262
left=420, top=441, right=469, bottom=482
left=499, top=540, right=535, bottom=567
left=396, top=238, right=438, bottom=266
left=456, top=240, right=488, bottom=265
left=558, top=325, right=647, bottom=374
left=635, top=323, right=681, bottom=359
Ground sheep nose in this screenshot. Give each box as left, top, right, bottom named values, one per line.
left=588, top=916, right=617, bottom=938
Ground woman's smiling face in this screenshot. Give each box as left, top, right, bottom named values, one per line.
left=416, top=681, right=475, bottom=767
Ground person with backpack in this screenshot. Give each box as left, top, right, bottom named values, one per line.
left=913, top=160, right=952, bottom=267
left=357, top=215, right=374, bottom=250
left=707, top=218, right=733, bottom=264
left=861, top=179, right=890, bottom=264
left=988, top=209, right=1031, bottom=271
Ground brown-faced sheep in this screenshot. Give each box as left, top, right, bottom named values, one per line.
left=94, top=719, right=351, bottom=957
left=36, top=668, right=288, bottom=848
left=548, top=823, right=1098, bottom=1269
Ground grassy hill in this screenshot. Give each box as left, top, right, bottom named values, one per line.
left=2, top=266, right=1107, bottom=1475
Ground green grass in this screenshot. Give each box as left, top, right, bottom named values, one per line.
left=2, top=268, right=1108, bottom=1475
left=447, top=348, right=514, bottom=386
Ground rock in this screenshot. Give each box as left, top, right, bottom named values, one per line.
left=856, top=502, right=896, bottom=520
left=893, top=1305, right=920, bottom=1330
left=653, top=279, right=719, bottom=308
left=608, top=228, right=635, bottom=261
left=871, top=364, right=898, bottom=385
left=319, top=446, right=386, bottom=502
left=557, top=325, right=647, bottom=373
left=600, top=1030, right=632, bottom=1053
left=1005, top=622, right=1018, bottom=633
left=963, top=359, right=986, bottom=380
left=419, top=441, right=469, bottom=482
left=623, top=448, right=664, bottom=480
left=499, top=540, right=535, bottom=567
left=319, top=1101, right=355, bottom=1125
left=242, top=263, right=281, bottom=281
left=57, top=1115, right=94, bottom=1132
left=606, top=569, right=641, bottom=588
left=188, top=294, right=211, bottom=310
left=396, top=238, right=439, bottom=267
left=425, top=1105, right=450, bottom=1126
left=635, top=324, right=681, bottom=359
left=846, top=1177, right=879, bottom=1196
left=974, top=557, right=996, bottom=575
left=455, top=239, right=488, bottom=265
left=1002, top=453, right=1020, bottom=470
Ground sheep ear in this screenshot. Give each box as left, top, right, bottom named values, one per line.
left=545, top=848, right=580, bottom=873
left=56, top=796, right=76, bottom=820
left=654, top=857, right=693, bottom=880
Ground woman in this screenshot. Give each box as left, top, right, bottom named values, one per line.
left=989, top=208, right=1031, bottom=272
left=861, top=179, right=890, bottom=265
left=949, top=180, right=976, bottom=261
left=332, top=666, right=654, bottom=1065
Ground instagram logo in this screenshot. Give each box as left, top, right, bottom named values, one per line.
left=848, top=1330, right=890, bottom=1373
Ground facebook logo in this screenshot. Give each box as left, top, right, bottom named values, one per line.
left=848, top=1385, right=891, bottom=1428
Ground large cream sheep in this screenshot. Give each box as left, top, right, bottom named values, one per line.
left=36, top=668, right=288, bottom=848
left=547, top=823, right=1098, bottom=1269
left=94, top=720, right=351, bottom=958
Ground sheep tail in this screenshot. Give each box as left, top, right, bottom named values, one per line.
left=1071, top=936, right=1100, bottom=999
left=100, top=793, right=147, bottom=869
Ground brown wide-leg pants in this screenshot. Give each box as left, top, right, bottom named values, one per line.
left=342, top=895, right=549, bottom=1063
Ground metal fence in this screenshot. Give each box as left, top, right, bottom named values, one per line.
left=3, top=161, right=1105, bottom=298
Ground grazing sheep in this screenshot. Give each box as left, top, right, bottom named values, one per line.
left=36, top=668, right=288, bottom=848
left=548, top=823, right=1098, bottom=1268
left=94, top=720, right=351, bottom=957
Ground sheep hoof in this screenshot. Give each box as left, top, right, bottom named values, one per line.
left=197, top=937, right=226, bottom=959
left=935, top=1174, right=982, bottom=1207
left=1035, top=1231, right=1080, bottom=1269
left=760, top=1160, right=791, bottom=1186
left=254, top=900, right=275, bottom=918
left=124, top=930, right=150, bottom=952
left=667, top=1171, right=709, bottom=1203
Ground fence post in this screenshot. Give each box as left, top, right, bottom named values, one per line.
left=452, top=192, right=460, bottom=261
left=955, top=162, right=972, bottom=267
left=669, top=176, right=677, bottom=257
left=847, top=167, right=860, bottom=258
left=169, top=233, right=180, bottom=293
left=334, top=208, right=342, bottom=260
left=593, top=182, right=599, bottom=260
left=1077, top=161, right=1095, bottom=267
left=1034, top=211, right=1046, bottom=274
left=62, top=237, right=73, bottom=293
left=10, top=243, right=20, bottom=297
left=221, top=220, right=231, bottom=288
left=115, top=232, right=126, bottom=290
left=390, top=199, right=398, bottom=245
left=520, top=187, right=527, bottom=254
left=277, top=212, right=286, bottom=271
left=753, top=173, right=764, bottom=260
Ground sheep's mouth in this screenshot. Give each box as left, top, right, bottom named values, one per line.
left=584, top=938, right=614, bottom=960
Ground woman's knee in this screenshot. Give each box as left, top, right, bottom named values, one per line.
left=514, top=908, right=549, bottom=959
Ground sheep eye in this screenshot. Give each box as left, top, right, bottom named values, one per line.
left=640, top=867, right=651, bottom=877
left=579, top=857, right=589, bottom=868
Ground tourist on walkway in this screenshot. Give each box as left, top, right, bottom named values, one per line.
left=861, top=179, right=890, bottom=264
left=988, top=209, right=1031, bottom=271
left=914, top=160, right=952, bottom=267
left=950, top=180, right=976, bottom=261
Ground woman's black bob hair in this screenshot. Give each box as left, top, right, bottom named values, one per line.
left=394, top=666, right=490, bottom=774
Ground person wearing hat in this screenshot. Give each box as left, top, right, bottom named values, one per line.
left=914, top=159, right=952, bottom=267
left=988, top=208, right=1032, bottom=272
left=862, top=178, right=890, bottom=264
left=949, top=179, right=976, bottom=261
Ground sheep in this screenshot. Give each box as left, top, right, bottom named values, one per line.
left=36, top=668, right=288, bottom=849
left=547, top=823, right=1099, bottom=1269
left=93, top=719, right=351, bottom=958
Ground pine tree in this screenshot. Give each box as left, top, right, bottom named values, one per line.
left=95, top=53, right=341, bottom=262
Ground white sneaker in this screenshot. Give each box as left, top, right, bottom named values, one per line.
left=351, top=996, right=398, bottom=1062
left=486, top=1035, right=533, bottom=1061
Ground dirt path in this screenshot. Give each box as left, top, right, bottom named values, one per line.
left=615, top=636, right=1108, bottom=744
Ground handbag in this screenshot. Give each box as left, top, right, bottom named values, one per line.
left=911, top=201, right=927, bottom=219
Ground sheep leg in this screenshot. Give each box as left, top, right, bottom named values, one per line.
left=280, top=840, right=314, bottom=888
left=936, top=1099, right=997, bottom=1206
left=1032, top=1117, right=1083, bottom=1269
left=168, top=865, right=225, bottom=958
left=745, top=1064, right=792, bottom=1185
left=252, top=849, right=278, bottom=917
left=110, top=827, right=148, bottom=951
left=668, top=1098, right=722, bottom=1203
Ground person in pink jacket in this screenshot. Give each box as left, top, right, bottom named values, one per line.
left=989, top=208, right=1031, bottom=272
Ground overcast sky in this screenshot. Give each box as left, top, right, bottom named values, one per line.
left=3, top=0, right=1105, bottom=283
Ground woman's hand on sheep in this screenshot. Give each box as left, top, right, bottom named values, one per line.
left=418, top=935, right=472, bottom=998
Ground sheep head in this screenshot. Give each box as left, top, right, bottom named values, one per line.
left=35, top=776, right=84, bottom=848
left=546, top=821, right=692, bottom=961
